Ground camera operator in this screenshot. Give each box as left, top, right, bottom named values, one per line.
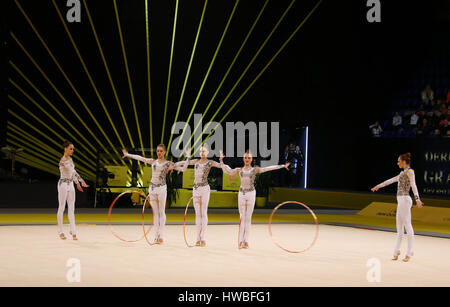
left=282, top=142, right=304, bottom=187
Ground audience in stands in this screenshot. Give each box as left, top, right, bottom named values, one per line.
left=375, top=85, right=449, bottom=138
left=392, top=112, right=403, bottom=130
left=439, top=119, right=448, bottom=135
left=409, top=112, right=420, bottom=129
left=369, top=121, right=383, bottom=137
left=416, top=118, right=431, bottom=136
left=421, top=85, right=434, bottom=105
left=430, top=129, right=441, bottom=138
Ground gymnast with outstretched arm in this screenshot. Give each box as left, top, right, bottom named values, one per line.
left=220, top=150, right=290, bottom=249
left=371, top=152, right=424, bottom=262
left=177, top=144, right=223, bottom=247
left=122, top=144, right=189, bottom=244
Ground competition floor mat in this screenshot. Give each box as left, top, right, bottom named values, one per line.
left=1, top=209, right=449, bottom=238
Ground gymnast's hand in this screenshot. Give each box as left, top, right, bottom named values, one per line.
left=284, top=162, right=290, bottom=170
left=122, top=149, right=128, bottom=158
left=371, top=186, right=379, bottom=192
left=219, top=150, right=225, bottom=161
left=81, top=180, right=89, bottom=188
left=184, top=148, right=191, bottom=158
left=76, top=183, right=84, bottom=192
left=416, top=200, right=424, bottom=208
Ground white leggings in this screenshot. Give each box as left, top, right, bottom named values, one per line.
left=149, top=185, right=167, bottom=239
left=238, top=190, right=256, bottom=243
left=57, top=182, right=76, bottom=235
left=193, top=185, right=210, bottom=241
left=394, top=196, right=414, bottom=257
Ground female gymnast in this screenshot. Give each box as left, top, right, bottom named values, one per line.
left=371, top=152, right=424, bottom=262
left=58, top=140, right=89, bottom=240
left=184, top=145, right=223, bottom=247
left=220, top=150, right=290, bottom=249
left=122, top=145, right=189, bottom=244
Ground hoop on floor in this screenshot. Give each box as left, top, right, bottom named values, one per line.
left=183, top=197, right=203, bottom=247
left=268, top=201, right=319, bottom=254
left=108, top=190, right=153, bottom=242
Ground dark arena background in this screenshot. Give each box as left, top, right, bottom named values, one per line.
left=0, top=0, right=449, bottom=291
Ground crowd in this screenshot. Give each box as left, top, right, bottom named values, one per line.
left=370, top=85, right=450, bottom=138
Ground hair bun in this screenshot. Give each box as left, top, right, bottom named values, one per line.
left=63, top=139, right=72, bottom=148
left=399, top=152, right=412, bottom=164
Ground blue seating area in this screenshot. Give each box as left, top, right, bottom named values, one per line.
left=382, top=130, right=417, bottom=139
left=375, top=47, right=450, bottom=139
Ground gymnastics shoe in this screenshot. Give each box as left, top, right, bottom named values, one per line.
left=69, top=231, right=78, bottom=240
left=392, top=251, right=400, bottom=261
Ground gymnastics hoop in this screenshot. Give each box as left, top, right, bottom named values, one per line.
left=108, top=190, right=153, bottom=243
left=183, top=197, right=199, bottom=248
left=268, top=201, right=319, bottom=254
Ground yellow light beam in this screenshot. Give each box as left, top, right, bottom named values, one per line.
left=15, top=151, right=92, bottom=181
left=13, top=149, right=92, bottom=180
left=174, top=0, right=239, bottom=152
left=13, top=0, right=123, bottom=165
left=8, top=95, right=95, bottom=171
left=9, top=31, right=117, bottom=165
left=83, top=2, right=141, bottom=175
left=83, top=1, right=136, bottom=151
left=8, top=109, right=74, bottom=154
left=190, top=0, right=297, bottom=153
left=197, top=0, right=323, bottom=154
left=15, top=151, right=60, bottom=173
left=7, top=125, right=96, bottom=175
left=14, top=154, right=61, bottom=177
left=7, top=134, right=61, bottom=165
left=181, top=0, right=269, bottom=154
left=51, top=0, right=126, bottom=164
left=8, top=95, right=93, bottom=172
left=112, top=0, right=145, bottom=158
left=6, top=134, right=95, bottom=178
left=145, top=0, right=154, bottom=157
left=7, top=123, right=96, bottom=176
left=161, top=0, right=179, bottom=144
left=8, top=77, right=97, bottom=169
left=166, top=0, right=209, bottom=156
left=8, top=122, right=70, bottom=158
left=110, top=0, right=145, bottom=176
left=9, top=61, right=99, bottom=162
